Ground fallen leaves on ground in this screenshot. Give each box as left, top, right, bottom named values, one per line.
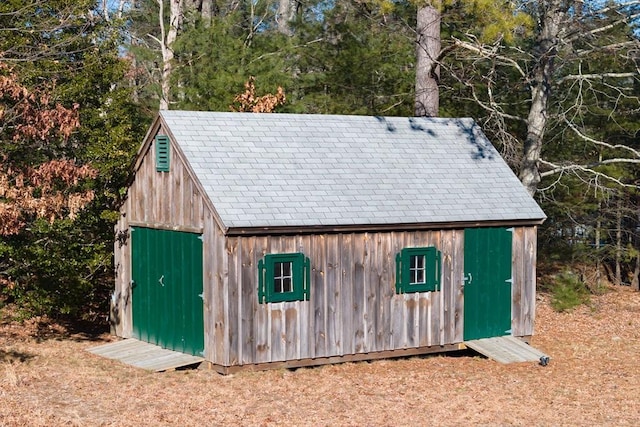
left=1, top=287, right=639, bottom=426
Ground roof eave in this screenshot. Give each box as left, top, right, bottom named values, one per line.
left=225, top=218, right=546, bottom=236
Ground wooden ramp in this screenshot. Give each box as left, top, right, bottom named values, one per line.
left=87, top=339, right=204, bottom=372
left=464, top=336, right=549, bottom=364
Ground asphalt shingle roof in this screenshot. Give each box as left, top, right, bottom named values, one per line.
left=159, top=111, right=546, bottom=229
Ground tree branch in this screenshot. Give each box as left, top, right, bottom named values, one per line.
left=558, top=72, right=638, bottom=84
left=451, top=36, right=527, bottom=79
left=563, top=118, right=640, bottom=158
left=539, top=159, right=640, bottom=188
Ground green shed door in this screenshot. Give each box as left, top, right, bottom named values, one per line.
left=131, top=227, right=204, bottom=356
left=463, top=227, right=513, bottom=341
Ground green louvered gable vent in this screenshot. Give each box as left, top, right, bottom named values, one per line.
left=155, top=135, right=170, bottom=172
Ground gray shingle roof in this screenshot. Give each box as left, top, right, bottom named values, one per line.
left=159, top=111, right=545, bottom=229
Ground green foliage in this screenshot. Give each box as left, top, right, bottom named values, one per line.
left=548, top=271, right=591, bottom=312
left=291, top=1, right=416, bottom=115
left=0, top=2, right=148, bottom=320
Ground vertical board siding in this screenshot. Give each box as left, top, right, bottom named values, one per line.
left=510, top=226, right=537, bottom=338
left=226, top=229, right=474, bottom=366
left=113, top=133, right=226, bottom=365
left=340, top=234, right=355, bottom=355
left=452, top=230, right=465, bottom=343
left=204, top=211, right=227, bottom=365
left=512, top=227, right=525, bottom=336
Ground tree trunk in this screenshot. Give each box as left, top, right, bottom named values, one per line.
left=414, top=5, right=440, bottom=117
left=184, top=0, right=215, bottom=25
left=633, top=197, right=640, bottom=291
left=158, top=0, right=184, bottom=110
left=595, top=204, right=602, bottom=287
left=518, top=0, right=566, bottom=195
left=615, top=196, right=623, bottom=286
left=201, top=0, right=214, bottom=24
left=118, top=0, right=127, bottom=19
left=277, top=0, right=298, bottom=35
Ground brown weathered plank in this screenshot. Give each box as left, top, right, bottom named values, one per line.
left=375, top=233, right=392, bottom=351
left=312, top=234, right=327, bottom=358
left=226, top=237, right=239, bottom=366
left=352, top=233, right=366, bottom=353
left=326, top=234, right=341, bottom=356
left=390, top=232, right=407, bottom=349
left=465, top=336, right=548, bottom=364
left=297, top=234, right=312, bottom=360
left=285, top=305, right=298, bottom=361
left=240, top=236, right=256, bottom=365
left=270, top=307, right=284, bottom=362
left=511, top=227, right=524, bottom=336
left=253, top=236, right=269, bottom=363
left=341, top=234, right=354, bottom=355
left=451, top=229, right=464, bottom=343
left=523, top=226, right=538, bottom=335
left=88, top=339, right=203, bottom=372
left=364, top=233, right=375, bottom=352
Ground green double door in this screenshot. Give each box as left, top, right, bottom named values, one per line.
left=463, top=227, right=513, bottom=341
left=131, top=227, right=204, bottom=356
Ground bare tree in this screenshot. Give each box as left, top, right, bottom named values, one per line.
left=444, top=0, right=640, bottom=195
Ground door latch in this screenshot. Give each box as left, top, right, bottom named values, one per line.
left=158, top=275, right=165, bottom=287
left=463, top=273, right=473, bottom=285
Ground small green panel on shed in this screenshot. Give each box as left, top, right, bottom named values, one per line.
left=131, top=227, right=204, bottom=356
left=155, top=135, right=170, bottom=172
left=463, top=227, right=513, bottom=341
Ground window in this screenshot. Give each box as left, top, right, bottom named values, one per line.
left=258, top=253, right=310, bottom=303
left=395, top=247, right=441, bottom=293
left=155, top=135, right=170, bottom=172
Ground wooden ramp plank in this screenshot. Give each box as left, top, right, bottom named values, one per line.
left=465, top=336, right=549, bottom=364
left=87, top=339, right=204, bottom=372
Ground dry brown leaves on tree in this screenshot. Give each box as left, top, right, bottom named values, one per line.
left=230, top=76, right=286, bottom=113
left=0, top=63, right=97, bottom=236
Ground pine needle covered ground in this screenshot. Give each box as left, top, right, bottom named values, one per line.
left=1, top=287, right=639, bottom=426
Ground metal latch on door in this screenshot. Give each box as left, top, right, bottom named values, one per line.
left=463, top=273, right=472, bottom=286
left=158, top=275, right=165, bottom=287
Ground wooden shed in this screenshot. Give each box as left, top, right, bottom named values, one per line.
left=110, top=111, right=546, bottom=373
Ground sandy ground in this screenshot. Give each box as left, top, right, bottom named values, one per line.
left=1, top=287, right=639, bottom=426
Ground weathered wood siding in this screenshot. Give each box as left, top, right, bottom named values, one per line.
left=511, top=226, right=538, bottom=337
left=112, top=128, right=227, bottom=365
left=113, top=126, right=539, bottom=369
left=224, top=230, right=464, bottom=366
left=222, top=226, right=537, bottom=367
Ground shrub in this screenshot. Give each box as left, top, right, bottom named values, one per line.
left=550, top=271, right=591, bottom=312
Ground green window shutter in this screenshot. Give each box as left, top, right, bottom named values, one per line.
left=258, top=259, right=266, bottom=303
left=303, top=255, right=311, bottom=301
left=395, top=253, right=402, bottom=294
left=396, top=247, right=441, bottom=294
left=259, top=253, right=309, bottom=304
left=425, top=246, right=441, bottom=292
left=155, top=135, right=170, bottom=172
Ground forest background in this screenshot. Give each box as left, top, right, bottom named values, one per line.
left=0, top=0, right=638, bottom=322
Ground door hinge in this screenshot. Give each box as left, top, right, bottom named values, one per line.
left=505, top=278, right=513, bottom=284
left=198, top=293, right=204, bottom=300
left=506, top=227, right=514, bottom=233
